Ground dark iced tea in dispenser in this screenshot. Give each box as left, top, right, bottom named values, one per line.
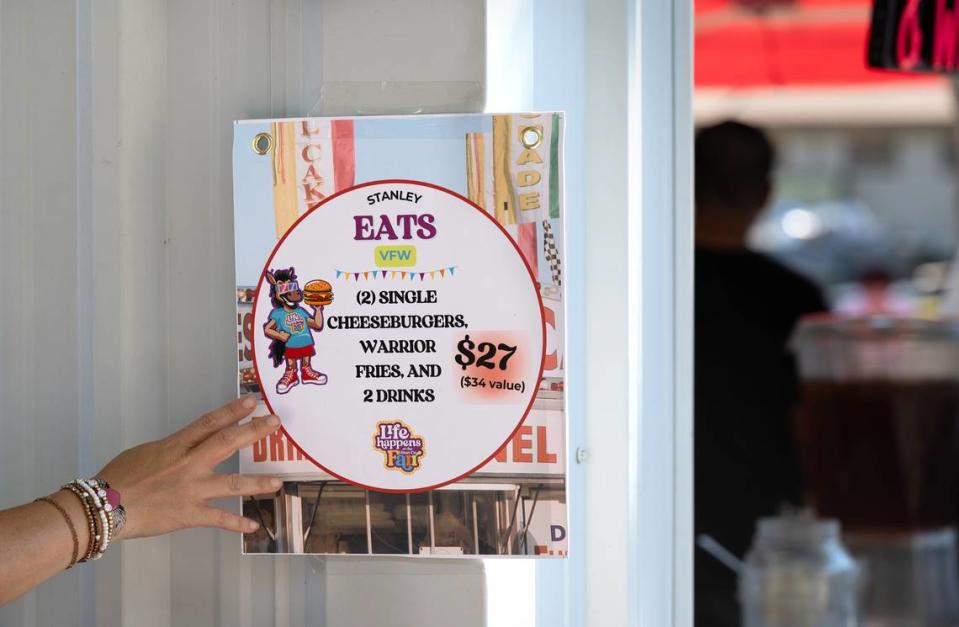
left=794, top=317, right=959, bottom=532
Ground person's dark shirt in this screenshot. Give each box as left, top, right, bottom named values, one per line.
left=694, top=247, right=828, bottom=626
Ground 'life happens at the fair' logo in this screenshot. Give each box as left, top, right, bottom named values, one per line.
left=373, top=420, right=425, bottom=474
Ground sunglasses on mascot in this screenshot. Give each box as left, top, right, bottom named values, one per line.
left=276, top=280, right=300, bottom=296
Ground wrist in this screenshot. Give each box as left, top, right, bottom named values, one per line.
left=59, top=478, right=127, bottom=560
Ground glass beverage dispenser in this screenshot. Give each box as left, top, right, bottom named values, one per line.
left=794, top=317, right=959, bottom=625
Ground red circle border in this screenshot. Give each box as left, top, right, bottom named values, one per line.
left=249, top=179, right=548, bottom=494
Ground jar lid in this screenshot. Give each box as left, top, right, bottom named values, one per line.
left=756, top=511, right=839, bottom=545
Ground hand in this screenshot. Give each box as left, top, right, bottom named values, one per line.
left=96, top=397, right=282, bottom=540
left=279, top=331, right=291, bottom=342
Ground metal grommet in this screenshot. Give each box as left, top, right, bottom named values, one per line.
left=252, top=132, right=273, bottom=155
left=519, top=126, right=543, bottom=149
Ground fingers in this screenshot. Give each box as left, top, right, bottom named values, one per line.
left=190, top=415, right=282, bottom=467
left=168, top=397, right=259, bottom=449
left=203, top=473, right=283, bottom=498
left=196, top=506, right=261, bottom=534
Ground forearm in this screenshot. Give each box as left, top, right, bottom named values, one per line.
left=0, top=490, right=91, bottom=605
left=309, top=307, right=324, bottom=331
left=0, top=397, right=282, bottom=607
left=265, top=328, right=289, bottom=341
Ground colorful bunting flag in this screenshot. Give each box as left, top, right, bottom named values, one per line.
left=330, top=266, right=458, bottom=282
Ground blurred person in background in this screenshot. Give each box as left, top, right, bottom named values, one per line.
left=694, top=121, right=828, bottom=626
left=834, top=268, right=917, bottom=317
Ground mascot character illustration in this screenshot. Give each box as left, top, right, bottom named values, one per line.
left=263, top=267, right=332, bottom=394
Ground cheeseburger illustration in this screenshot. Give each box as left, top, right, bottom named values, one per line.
left=303, top=279, right=334, bottom=306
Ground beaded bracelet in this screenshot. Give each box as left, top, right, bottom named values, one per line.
left=87, top=478, right=126, bottom=539
left=75, top=479, right=110, bottom=558
left=64, top=482, right=101, bottom=560
left=60, top=478, right=126, bottom=561
left=35, top=496, right=79, bottom=568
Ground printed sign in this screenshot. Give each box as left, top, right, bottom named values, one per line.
left=868, top=0, right=959, bottom=73
left=235, top=113, right=567, bottom=557
left=251, top=180, right=546, bottom=492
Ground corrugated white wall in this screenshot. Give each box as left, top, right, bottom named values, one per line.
left=0, top=2, right=86, bottom=625
left=0, top=1, right=310, bottom=625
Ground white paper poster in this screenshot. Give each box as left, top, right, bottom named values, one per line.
left=234, top=113, right=566, bottom=557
